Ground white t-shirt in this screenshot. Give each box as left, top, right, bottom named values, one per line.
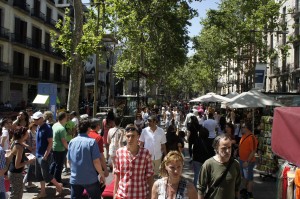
left=1, top=127, right=10, bottom=150
left=71, top=117, right=79, bottom=127
left=203, top=119, right=218, bottom=139
left=140, top=126, right=167, bottom=160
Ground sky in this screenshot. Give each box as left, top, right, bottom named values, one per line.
left=81, top=0, right=220, bottom=55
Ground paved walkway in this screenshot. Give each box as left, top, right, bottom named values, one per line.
left=17, top=147, right=276, bottom=199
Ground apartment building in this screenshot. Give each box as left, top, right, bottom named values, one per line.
left=265, top=0, right=299, bottom=93
left=0, top=0, right=69, bottom=108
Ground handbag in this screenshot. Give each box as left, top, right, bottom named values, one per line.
left=204, top=158, right=234, bottom=199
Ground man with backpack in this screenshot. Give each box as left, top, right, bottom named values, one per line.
left=239, top=122, right=258, bottom=199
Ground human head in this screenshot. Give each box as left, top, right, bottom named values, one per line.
left=167, top=125, right=176, bottom=135
left=28, top=121, right=37, bottom=132
left=225, top=122, right=235, bottom=135
left=70, top=111, right=77, bottom=119
left=212, top=134, right=232, bottom=161
left=124, top=124, right=139, bottom=147
left=26, top=107, right=33, bottom=116
left=12, top=126, right=28, bottom=141
left=160, top=150, right=184, bottom=177
left=90, top=118, right=101, bottom=131
left=57, top=112, right=68, bottom=124
left=43, top=111, right=54, bottom=124
left=33, top=111, right=44, bottom=126
left=241, top=121, right=253, bottom=134
left=106, top=110, right=115, bottom=121
left=148, top=115, right=157, bottom=127
left=208, top=112, right=214, bottom=119
left=78, top=119, right=91, bottom=134
left=114, top=117, right=121, bottom=127
left=136, top=113, right=142, bottom=120
left=0, top=118, right=12, bottom=129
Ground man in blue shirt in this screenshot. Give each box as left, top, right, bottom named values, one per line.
left=68, top=118, right=105, bottom=198
left=33, top=111, right=63, bottom=198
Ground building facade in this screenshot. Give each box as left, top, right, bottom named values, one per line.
left=0, top=0, right=69, bottom=108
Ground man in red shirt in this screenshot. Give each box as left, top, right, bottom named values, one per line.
left=114, top=124, right=154, bottom=199
left=88, top=118, right=109, bottom=177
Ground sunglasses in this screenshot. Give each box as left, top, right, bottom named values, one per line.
left=125, top=127, right=137, bottom=132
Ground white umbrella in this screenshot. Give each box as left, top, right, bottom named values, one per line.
left=225, top=89, right=283, bottom=130
left=225, top=89, right=283, bottom=108
left=225, top=91, right=239, bottom=99
left=190, top=92, right=230, bottom=103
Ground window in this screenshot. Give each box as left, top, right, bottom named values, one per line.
left=42, top=60, right=50, bottom=80
left=32, top=26, right=42, bottom=48
left=57, top=14, right=63, bottom=22
left=14, top=18, right=27, bottom=43
left=13, top=51, right=24, bottom=76
left=54, top=63, right=61, bottom=81
left=29, top=56, right=40, bottom=78
left=46, top=7, right=52, bottom=22
left=45, top=32, right=50, bottom=51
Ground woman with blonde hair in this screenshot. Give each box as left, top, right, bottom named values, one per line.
left=151, top=151, right=197, bottom=199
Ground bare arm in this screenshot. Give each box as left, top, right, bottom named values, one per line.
left=100, top=155, right=109, bottom=177
left=161, top=144, right=167, bottom=156
left=0, top=136, right=7, bottom=148
left=43, top=138, right=53, bottom=160
left=93, top=158, right=105, bottom=184
left=15, top=145, right=34, bottom=169
left=151, top=180, right=159, bottom=199
left=113, top=174, right=120, bottom=199
left=61, top=138, right=68, bottom=150
left=147, top=175, right=154, bottom=199
left=187, top=182, right=198, bottom=199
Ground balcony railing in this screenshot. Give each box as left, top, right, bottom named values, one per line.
left=10, top=33, right=64, bottom=58
left=13, top=1, right=30, bottom=13
left=31, top=8, right=46, bottom=21
left=0, top=26, right=10, bottom=40
left=0, top=61, right=9, bottom=73
left=45, top=17, right=57, bottom=28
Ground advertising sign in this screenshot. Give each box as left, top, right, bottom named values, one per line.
left=255, top=63, right=267, bottom=90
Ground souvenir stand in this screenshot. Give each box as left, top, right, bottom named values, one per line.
left=255, top=116, right=278, bottom=180
left=272, top=107, right=300, bottom=199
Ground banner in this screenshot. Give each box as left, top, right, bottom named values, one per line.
left=255, top=63, right=267, bottom=90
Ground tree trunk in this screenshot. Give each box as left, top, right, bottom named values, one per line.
left=67, top=0, right=83, bottom=113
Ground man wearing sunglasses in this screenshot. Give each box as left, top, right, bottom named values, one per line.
left=114, top=124, right=154, bottom=199
left=139, top=115, right=167, bottom=178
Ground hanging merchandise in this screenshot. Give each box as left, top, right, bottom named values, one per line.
left=255, top=116, right=278, bottom=178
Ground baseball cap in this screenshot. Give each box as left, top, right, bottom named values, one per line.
left=32, top=111, right=44, bottom=120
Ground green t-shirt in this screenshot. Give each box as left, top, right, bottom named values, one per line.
left=198, top=157, right=241, bottom=199
left=65, top=121, right=75, bottom=142
left=52, top=122, right=67, bottom=151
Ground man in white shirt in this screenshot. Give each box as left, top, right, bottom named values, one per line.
left=203, top=112, right=218, bottom=157
left=140, top=115, right=167, bottom=178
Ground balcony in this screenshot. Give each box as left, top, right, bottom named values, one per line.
left=31, top=8, right=46, bottom=22
left=0, top=27, right=10, bottom=40
left=0, top=61, right=9, bottom=73
left=45, top=17, right=57, bottom=28
left=13, top=1, right=30, bottom=14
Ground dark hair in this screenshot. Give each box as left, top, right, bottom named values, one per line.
left=90, top=118, right=101, bottom=130
left=243, top=122, right=253, bottom=132
left=0, top=118, right=11, bottom=128
left=219, top=116, right=226, bottom=131
left=19, top=111, right=30, bottom=127
left=208, top=112, right=214, bottom=119
left=115, top=117, right=121, bottom=126
left=78, top=119, right=91, bottom=134
left=12, top=126, right=28, bottom=141
left=226, top=122, right=235, bottom=134
left=70, top=111, right=77, bottom=116
left=178, top=131, right=186, bottom=138
left=57, top=112, right=67, bottom=121
left=106, top=110, right=115, bottom=121
left=125, top=124, right=138, bottom=134
left=212, top=134, right=232, bottom=151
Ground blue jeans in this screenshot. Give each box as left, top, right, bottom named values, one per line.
left=50, top=150, right=66, bottom=183
left=193, top=161, right=203, bottom=187
left=239, top=159, right=255, bottom=181
left=0, top=192, right=5, bottom=199
left=71, top=181, right=101, bottom=199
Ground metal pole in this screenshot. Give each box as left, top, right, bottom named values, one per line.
left=93, top=3, right=100, bottom=117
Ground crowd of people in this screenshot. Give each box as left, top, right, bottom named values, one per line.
left=0, top=102, right=261, bottom=199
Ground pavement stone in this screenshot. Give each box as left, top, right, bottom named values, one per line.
left=18, top=147, right=276, bottom=199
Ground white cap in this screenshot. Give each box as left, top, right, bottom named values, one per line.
left=80, top=114, right=89, bottom=119
left=32, top=111, right=43, bottom=120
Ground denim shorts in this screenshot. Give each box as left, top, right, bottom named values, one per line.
left=239, top=159, right=255, bottom=181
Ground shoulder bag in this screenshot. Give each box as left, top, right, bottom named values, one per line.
left=204, top=158, right=234, bottom=199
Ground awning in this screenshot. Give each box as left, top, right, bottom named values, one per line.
left=32, top=94, right=60, bottom=105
